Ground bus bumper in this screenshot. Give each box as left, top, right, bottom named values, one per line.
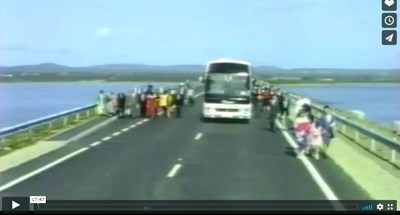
left=202, top=112, right=251, bottom=119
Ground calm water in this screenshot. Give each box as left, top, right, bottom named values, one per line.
left=0, top=82, right=176, bottom=129
left=281, top=85, right=400, bottom=126
left=0, top=83, right=399, bottom=129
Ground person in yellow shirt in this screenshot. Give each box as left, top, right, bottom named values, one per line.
left=159, top=89, right=169, bottom=118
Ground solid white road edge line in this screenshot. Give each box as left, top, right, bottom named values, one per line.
left=0, top=90, right=204, bottom=192
left=275, top=120, right=344, bottom=210
left=0, top=147, right=89, bottom=192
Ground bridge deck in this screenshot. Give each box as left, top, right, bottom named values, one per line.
left=0, top=95, right=370, bottom=204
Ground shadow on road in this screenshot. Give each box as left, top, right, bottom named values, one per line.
left=201, top=118, right=250, bottom=124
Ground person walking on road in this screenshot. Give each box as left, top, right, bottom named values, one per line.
left=159, top=90, right=169, bottom=118
left=167, top=90, right=177, bottom=118
left=116, top=92, right=126, bottom=118
left=306, top=116, right=325, bottom=160
left=138, top=89, right=146, bottom=118
left=268, top=95, right=280, bottom=132
left=186, top=87, right=195, bottom=106
left=176, top=92, right=184, bottom=118
left=107, top=92, right=117, bottom=116
left=144, top=85, right=157, bottom=118
left=96, top=90, right=107, bottom=116
left=262, top=88, right=272, bottom=113
left=127, top=89, right=137, bottom=118
left=294, top=111, right=312, bottom=158
left=278, top=92, right=290, bottom=129
left=178, top=83, right=186, bottom=105
left=320, top=105, right=336, bottom=153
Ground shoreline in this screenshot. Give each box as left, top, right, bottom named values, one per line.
left=1, top=81, right=400, bottom=86
left=273, top=82, right=400, bottom=87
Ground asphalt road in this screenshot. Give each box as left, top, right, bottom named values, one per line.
left=0, top=94, right=371, bottom=206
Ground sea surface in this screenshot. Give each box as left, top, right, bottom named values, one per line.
left=0, top=82, right=176, bottom=129
left=0, top=83, right=399, bottom=129
left=280, top=85, right=400, bottom=127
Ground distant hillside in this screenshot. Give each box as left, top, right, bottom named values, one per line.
left=0, top=63, right=206, bottom=74
left=0, top=63, right=399, bottom=82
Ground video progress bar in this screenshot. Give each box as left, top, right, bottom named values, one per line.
left=36, top=203, right=357, bottom=211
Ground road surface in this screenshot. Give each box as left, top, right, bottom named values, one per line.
left=0, top=93, right=370, bottom=205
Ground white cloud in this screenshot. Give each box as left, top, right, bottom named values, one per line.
left=94, top=27, right=112, bottom=38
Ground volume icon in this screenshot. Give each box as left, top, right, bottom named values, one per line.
left=362, top=204, right=373, bottom=211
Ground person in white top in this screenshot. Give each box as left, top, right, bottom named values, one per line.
left=321, top=105, right=336, bottom=152
left=294, top=97, right=311, bottom=116
left=186, top=88, right=194, bottom=106
left=96, top=90, right=107, bottom=116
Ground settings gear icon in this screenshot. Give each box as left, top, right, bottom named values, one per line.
left=377, top=203, right=384, bottom=211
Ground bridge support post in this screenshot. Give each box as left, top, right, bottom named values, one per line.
left=391, top=149, right=396, bottom=162
left=63, top=118, right=68, bottom=126
left=354, top=131, right=359, bottom=141
left=86, top=110, right=90, bottom=117
left=48, top=122, right=53, bottom=130
left=370, top=139, right=376, bottom=151
left=341, top=124, right=347, bottom=133
left=76, top=113, right=80, bottom=121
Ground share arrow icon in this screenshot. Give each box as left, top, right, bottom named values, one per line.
left=382, top=30, right=397, bottom=45
left=386, top=33, right=394, bottom=42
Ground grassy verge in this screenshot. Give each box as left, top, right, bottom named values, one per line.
left=0, top=108, right=98, bottom=157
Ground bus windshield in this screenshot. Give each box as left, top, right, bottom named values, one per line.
left=208, top=63, right=249, bottom=74
left=205, top=73, right=250, bottom=96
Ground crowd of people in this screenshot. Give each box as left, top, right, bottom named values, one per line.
left=253, top=85, right=336, bottom=160
left=95, top=82, right=195, bottom=119
left=96, top=80, right=335, bottom=160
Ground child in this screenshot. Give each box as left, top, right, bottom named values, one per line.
left=293, top=111, right=312, bottom=158
left=307, top=119, right=325, bottom=160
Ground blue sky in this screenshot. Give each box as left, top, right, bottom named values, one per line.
left=0, top=0, right=398, bottom=68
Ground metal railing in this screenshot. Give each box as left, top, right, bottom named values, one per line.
left=287, top=93, right=400, bottom=166
left=0, top=104, right=98, bottom=149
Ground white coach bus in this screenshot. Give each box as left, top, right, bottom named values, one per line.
left=202, top=58, right=253, bottom=122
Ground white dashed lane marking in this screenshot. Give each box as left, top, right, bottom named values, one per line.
left=90, top=141, right=102, bottom=147
left=167, top=164, right=182, bottom=178
left=0, top=90, right=204, bottom=192
left=112, top=132, right=121, bottom=136
left=194, top=133, right=203, bottom=140
left=0, top=147, right=90, bottom=192
left=101, top=136, right=112, bottom=141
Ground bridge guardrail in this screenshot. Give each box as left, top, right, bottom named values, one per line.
left=0, top=104, right=98, bottom=149
left=287, top=93, right=400, bottom=166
